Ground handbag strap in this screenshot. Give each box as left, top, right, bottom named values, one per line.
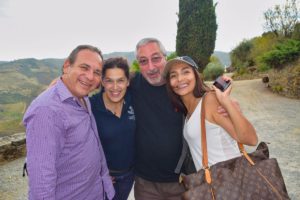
left=200, top=94, right=213, bottom=184
left=200, top=93, right=255, bottom=184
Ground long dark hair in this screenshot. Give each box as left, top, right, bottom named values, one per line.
left=165, top=66, right=210, bottom=115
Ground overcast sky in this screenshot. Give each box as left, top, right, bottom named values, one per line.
left=0, top=0, right=290, bottom=61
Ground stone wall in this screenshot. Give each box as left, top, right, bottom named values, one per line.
left=0, top=132, right=26, bottom=163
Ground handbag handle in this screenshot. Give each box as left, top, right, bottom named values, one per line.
left=200, top=93, right=255, bottom=184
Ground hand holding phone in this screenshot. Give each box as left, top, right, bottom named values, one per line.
left=213, top=76, right=231, bottom=92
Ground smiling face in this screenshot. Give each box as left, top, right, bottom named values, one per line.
left=136, top=42, right=167, bottom=86
left=102, top=68, right=129, bottom=103
left=62, top=49, right=102, bottom=99
left=169, top=62, right=196, bottom=98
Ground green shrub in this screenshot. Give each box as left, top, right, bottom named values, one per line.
left=259, top=39, right=300, bottom=69
left=130, top=60, right=140, bottom=72
left=272, top=85, right=283, bottom=92
left=251, top=32, right=282, bottom=64
left=203, top=62, right=224, bottom=80
left=237, top=65, right=248, bottom=75
left=167, top=52, right=177, bottom=60
left=230, top=39, right=254, bottom=71
left=292, top=23, right=300, bottom=40
left=257, top=63, right=271, bottom=72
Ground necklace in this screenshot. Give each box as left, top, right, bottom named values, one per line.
left=111, top=110, right=117, bottom=115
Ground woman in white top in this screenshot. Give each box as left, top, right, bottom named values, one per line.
left=164, top=56, right=258, bottom=171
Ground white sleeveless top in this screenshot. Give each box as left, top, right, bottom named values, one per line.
left=183, top=98, right=240, bottom=171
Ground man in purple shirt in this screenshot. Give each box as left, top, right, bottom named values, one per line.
left=23, top=45, right=115, bottom=200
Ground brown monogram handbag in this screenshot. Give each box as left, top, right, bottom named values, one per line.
left=181, top=95, right=290, bottom=200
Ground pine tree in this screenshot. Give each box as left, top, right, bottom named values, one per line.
left=176, top=0, right=217, bottom=71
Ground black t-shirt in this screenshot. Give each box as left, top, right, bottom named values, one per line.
left=130, top=73, right=183, bottom=182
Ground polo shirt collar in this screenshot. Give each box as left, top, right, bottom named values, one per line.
left=95, top=89, right=129, bottom=113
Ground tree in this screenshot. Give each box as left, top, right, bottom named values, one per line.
left=167, top=52, right=177, bottom=60
left=264, top=0, right=299, bottom=38
left=176, top=0, right=217, bottom=72
left=250, top=32, right=282, bottom=64
left=203, top=55, right=224, bottom=80
left=130, top=60, right=140, bottom=72
left=230, top=39, right=254, bottom=73
left=292, top=22, right=300, bottom=40
left=259, top=39, right=300, bottom=69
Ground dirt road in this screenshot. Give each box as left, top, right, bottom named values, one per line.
left=231, top=79, right=300, bottom=199
left=0, top=79, right=299, bottom=199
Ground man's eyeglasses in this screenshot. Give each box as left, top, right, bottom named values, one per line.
left=138, top=56, right=163, bottom=66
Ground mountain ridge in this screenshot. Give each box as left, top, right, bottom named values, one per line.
left=0, top=51, right=230, bottom=135
left=0, top=51, right=230, bottom=104
left=0, top=50, right=230, bottom=66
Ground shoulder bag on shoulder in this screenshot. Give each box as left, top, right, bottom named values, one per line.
left=181, top=94, right=290, bottom=200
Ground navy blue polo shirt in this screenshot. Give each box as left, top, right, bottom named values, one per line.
left=89, top=90, right=135, bottom=173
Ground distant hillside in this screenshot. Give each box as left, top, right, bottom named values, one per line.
left=0, top=51, right=230, bottom=104
left=0, top=51, right=230, bottom=67
left=0, top=53, right=133, bottom=105
left=0, top=52, right=135, bottom=104
left=0, top=51, right=230, bottom=135
left=213, top=51, right=231, bottom=67
left=104, top=51, right=231, bottom=67
left=0, top=53, right=135, bottom=135
left=0, top=58, right=63, bottom=104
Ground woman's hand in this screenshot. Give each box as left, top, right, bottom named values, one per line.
left=213, top=83, right=232, bottom=108
left=217, top=98, right=241, bottom=117
left=111, top=176, right=116, bottom=184
left=210, top=77, right=258, bottom=146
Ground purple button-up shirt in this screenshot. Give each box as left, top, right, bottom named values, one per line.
left=23, top=79, right=115, bottom=200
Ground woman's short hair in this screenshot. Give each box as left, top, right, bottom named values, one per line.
left=102, top=57, right=130, bottom=79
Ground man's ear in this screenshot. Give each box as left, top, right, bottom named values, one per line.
left=62, top=60, right=71, bottom=74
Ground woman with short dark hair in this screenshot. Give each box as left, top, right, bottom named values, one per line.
left=90, top=57, right=135, bottom=200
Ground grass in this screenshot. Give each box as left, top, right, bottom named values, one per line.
left=0, top=102, right=26, bottom=136
left=0, top=118, right=25, bottom=137
left=0, top=102, right=26, bottom=120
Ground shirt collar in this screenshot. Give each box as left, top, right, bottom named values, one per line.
left=56, top=77, right=89, bottom=103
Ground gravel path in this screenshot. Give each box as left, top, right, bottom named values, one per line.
left=0, top=158, right=27, bottom=200
left=0, top=79, right=299, bottom=199
left=231, top=79, right=300, bottom=199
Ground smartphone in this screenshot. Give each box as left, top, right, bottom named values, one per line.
left=213, top=76, right=231, bottom=92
